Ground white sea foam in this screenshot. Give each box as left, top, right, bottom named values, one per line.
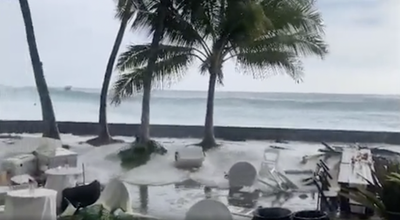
left=122, top=153, right=189, bottom=186
left=1, top=133, right=399, bottom=219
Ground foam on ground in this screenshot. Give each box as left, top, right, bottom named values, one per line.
left=1, top=134, right=399, bottom=219
left=122, top=153, right=189, bottom=186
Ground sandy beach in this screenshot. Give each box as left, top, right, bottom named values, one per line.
left=1, top=133, right=399, bottom=219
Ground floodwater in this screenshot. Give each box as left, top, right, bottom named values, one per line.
left=0, top=134, right=399, bottom=219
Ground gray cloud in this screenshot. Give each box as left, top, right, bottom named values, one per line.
left=0, top=0, right=399, bottom=94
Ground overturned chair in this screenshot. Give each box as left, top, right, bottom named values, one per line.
left=60, top=180, right=102, bottom=215
left=258, top=148, right=288, bottom=192
left=60, top=178, right=158, bottom=219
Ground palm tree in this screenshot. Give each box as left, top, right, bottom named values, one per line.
left=113, top=0, right=328, bottom=150
left=18, top=0, right=60, bottom=139
left=87, top=0, right=139, bottom=146
left=112, top=0, right=185, bottom=149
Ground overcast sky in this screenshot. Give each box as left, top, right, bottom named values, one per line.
left=0, top=0, right=399, bottom=94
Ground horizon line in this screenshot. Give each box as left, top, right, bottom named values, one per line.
left=1, top=84, right=399, bottom=96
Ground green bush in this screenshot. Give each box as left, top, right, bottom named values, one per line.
left=118, top=140, right=167, bottom=169
left=340, top=158, right=400, bottom=219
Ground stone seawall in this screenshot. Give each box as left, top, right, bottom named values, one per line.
left=0, top=120, right=399, bottom=144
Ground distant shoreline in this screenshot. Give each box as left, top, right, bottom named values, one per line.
left=0, top=120, right=399, bottom=145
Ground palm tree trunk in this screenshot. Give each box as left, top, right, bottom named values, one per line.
left=19, top=0, right=60, bottom=140
left=139, top=77, right=152, bottom=143
left=139, top=185, right=148, bottom=213
left=89, top=0, right=133, bottom=145
left=200, top=71, right=218, bottom=149
left=138, top=7, right=166, bottom=144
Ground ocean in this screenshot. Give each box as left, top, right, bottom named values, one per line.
left=0, top=85, right=399, bottom=131
left=0, top=86, right=399, bottom=219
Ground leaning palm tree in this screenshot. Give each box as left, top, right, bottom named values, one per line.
left=110, top=0, right=186, bottom=166
left=18, top=0, right=60, bottom=139
left=114, top=44, right=191, bottom=167
left=113, top=0, right=328, bottom=150
left=87, top=0, right=140, bottom=146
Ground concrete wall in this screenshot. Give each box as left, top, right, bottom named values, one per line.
left=0, top=120, right=399, bottom=144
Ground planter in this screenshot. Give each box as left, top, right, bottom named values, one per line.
left=385, top=211, right=400, bottom=220
left=252, top=207, right=291, bottom=220
left=292, top=210, right=329, bottom=220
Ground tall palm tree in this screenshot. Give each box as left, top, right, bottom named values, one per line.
left=18, top=0, right=60, bottom=139
left=112, top=0, right=177, bottom=147
left=112, top=0, right=328, bottom=150
left=87, top=0, right=139, bottom=146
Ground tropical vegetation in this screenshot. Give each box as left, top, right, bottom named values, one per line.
left=18, top=0, right=61, bottom=140
left=112, top=0, right=328, bottom=153
left=18, top=0, right=328, bottom=165
left=340, top=158, right=400, bottom=220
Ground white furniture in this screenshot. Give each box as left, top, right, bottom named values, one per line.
left=4, top=188, right=57, bottom=220
left=338, top=148, right=374, bottom=214
left=174, top=147, right=205, bottom=169
left=10, top=174, right=34, bottom=185
left=0, top=154, right=36, bottom=176
left=258, top=148, right=286, bottom=190
left=95, top=178, right=132, bottom=213
left=338, top=148, right=374, bottom=185
left=36, top=146, right=78, bottom=170
left=45, top=167, right=82, bottom=207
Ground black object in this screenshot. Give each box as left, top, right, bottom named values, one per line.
left=60, top=180, right=101, bottom=215
left=228, top=161, right=257, bottom=187
left=386, top=211, right=400, bottom=220
left=252, top=207, right=291, bottom=220
left=292, top=210, right=329, bottom=220
left=228, top=187, right=260, bottom=208
left=318, top=160, right=332, bottom=179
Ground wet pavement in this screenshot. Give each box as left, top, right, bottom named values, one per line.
left=127, top=182, right=318, bottom=219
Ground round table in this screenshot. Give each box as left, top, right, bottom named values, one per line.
left=45, top=167, right=82, bottom=207
left=5, top=188, right=57, bottom=220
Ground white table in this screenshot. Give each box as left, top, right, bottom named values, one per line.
left=338, top=148, right=374, bottom=214
left=4, top=188, right=57, bottom=220
left=338, top=149, right=374, bottom=185
left=45, top=167, right=82, bottom=207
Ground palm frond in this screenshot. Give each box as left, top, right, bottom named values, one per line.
left=340, top=187, right=386, bottom=217
left=112, top=45, right=194, bottom=104
left=221, top=0, right=273, bottom=46
left=260, top=0, right=324, bottom=34
left=242, top=31, right=327, bottom=59
left=114, top=0, right=141, bottom=21
left=176, top=0, right=221, bottom=40
left=130, top=0, right=170, bottom=35
left=234, top=49, right=304, bottom=81
left=112, top=69, right=145, bottom=105
left=116, top=44, right=194, bottom=72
